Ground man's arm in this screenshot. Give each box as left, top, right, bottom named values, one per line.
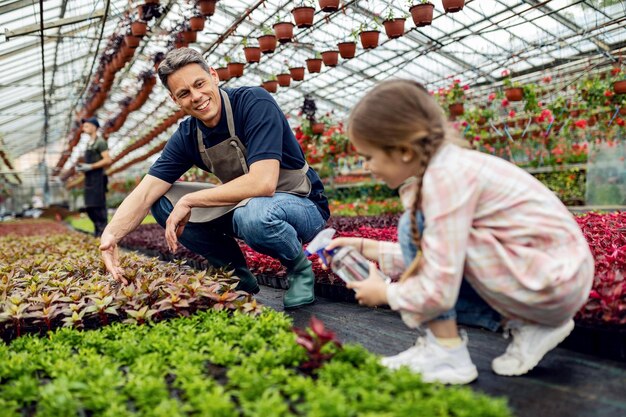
left=100, top=174, right=171, bottom=283
left=90, top=150, right=112, bottom=170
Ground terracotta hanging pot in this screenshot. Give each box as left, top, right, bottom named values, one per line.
left=504, top=87, right=524, bottom=102
left=197, top=0, right=217, bottom=16
left=262, top=80, right=278, bottom=93
left=383, top=18, right=405, bottom=39
left=189, top=16, right=205, bottom=31
left=227, top=62, right=245, bottom=78
left=448, top=102, right=464, bottom=116
left=289, top=67, right=305, bottom=81
left=311, top=122, right=325, bottom=134
left=337, top=41, right=356, bottom=59
left=321, top=50, right=339, bottom=67
left=306, top=58, right=323, bottom=73
left=442, top=0, right=465, bottom=13
left=292, top=6, right=315, bottom=28
left=181, top=30, right=197, bottom=43
left=273, top=22, right=294, bottom=43
left=215, top=67, right=230, bottom=81
left=409, top=3, right=434, bottom=27
left=359, top=30, right=380, bottom=49
left=124, top=35, right=140, bottom=48
left=613, top=80, right=626, bottom=94
left=276, top=73, right=292, bottom=87
left=131, top=20, right=148, bottom=37
left=319, top=0, right=339, bottom=12
left=243, top=46, right=261, bottom=63
left=257, top=34, right=277, bottom=53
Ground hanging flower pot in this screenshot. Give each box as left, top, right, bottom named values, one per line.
left=319, top=0, right=339, bottom=12
left=289, top=67, right=305, bottom=81
left=448, top=102, right=464, bottom=116
left=613, top=80, right=626, bottom=94
left=257, top=34, right=277, bottom=53
left=243, top=46, right=261, bottom=63
left=321, top=50, right=339, bottom=67
left=181, top=30, right=197, bottom=43
left=227, top=62, right=245, bottom=78
left=276, top=73, right=292, bottom=87
left=215, top=67, right=230, bottom=81
left=311, top=122, right=325, bottom=134
left=504, top=87, right=524, bottom=102
left=174, top=37, right=188, bottom=49
left=306, top=58, right=323, bottom=73
left=124, top=35, right=140, bottom=48
left=359, top=30, right=380, bottom=49
left=131, top=20, right=148, bottom=37
left=189, top=15, right=205, bottom=31
left=337, top=41, right=356, bottom=59
left=197, top=0, right=217, bottom=16
left=292, top=6, right=315, bottom=28
left=262, top=80, right=278, bottom=93
left=273, top=22, right=294, bottom=43
left=383, top=18, right=405, bottom=39
left=409, top=3, right=434, bottom=27
left=442, top=0, right=465, bottom=13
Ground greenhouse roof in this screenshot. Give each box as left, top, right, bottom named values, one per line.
left=0, top=0, right=625, bottom=187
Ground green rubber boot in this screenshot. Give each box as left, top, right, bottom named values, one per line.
left=204, top=255, right=259, bottom=294
left=283, top=251, right=315, bottom=309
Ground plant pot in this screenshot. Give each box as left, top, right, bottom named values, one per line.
left=448, top=102, right=464, bottom=116
left=409, top=3, right=434, bottom=27
left=262, top=80, right=278, bottom=93
left=504, top=87, right=524, bottom=102
left=276, top=73, right=291, bottom=87
left=587, top=115, right=597, bottom=126
left=243, top=46, right=261, bottom=63
left=273, top=22, right=294, bottom=43
left=311, top=122, right=325, bottom=134
left=189, top=16, right=205, bottom=31
left=306, top=58, right=323, bottom=73
left=442, top=0, right=465, bottom=13
left=321, top=50, right=339, bottom=67
left=337, top=41, right=356, bottom=59
left=131, top=20, right=148, bottom=37
left=124, top=35, right=140, bottom=48
left=613, top=80, right=626, bottom=94
left=383, top=18, right=405, bottom=39
left=227, top=62, right=244, bottom=78
left=257, top=34, right=277, bottom=53
left=292, top=6, right=315, bottom=28
left=319, top=0, right=339, bottom=12
left=181, top=30, right=197, bottom=43
left=197, top=0, right=217, bottom=16
left=289, top=67, right=305, bottom=81
left=359, top=30, right=380, bottom=49
left=215, top=67, right=230, bottom=81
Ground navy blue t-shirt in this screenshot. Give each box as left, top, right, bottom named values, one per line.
left=148, top=86, right=329, bottom=220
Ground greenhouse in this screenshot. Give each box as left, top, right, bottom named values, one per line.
left=1, top=0, right=625, bottom=416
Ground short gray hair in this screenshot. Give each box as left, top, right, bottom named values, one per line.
left=157, top=48, right=210, bottom=91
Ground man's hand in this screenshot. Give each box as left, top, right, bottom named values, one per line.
left=346, top=262, right=389, bottom=306
left=165, top=201, right=192, bottom=252
left=76, top=163, right=92, bottom=172
left=99, top=232, right=127, bottom=285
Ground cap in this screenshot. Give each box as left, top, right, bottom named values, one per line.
left=81, top=116, right=100, bottom=128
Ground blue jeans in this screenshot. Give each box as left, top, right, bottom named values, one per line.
left=398, top=211, right=501, bottom=331
left=151, top=193, right=327, bottom=268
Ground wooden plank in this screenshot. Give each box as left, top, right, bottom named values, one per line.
left=255, top=287, right=626, bottom=417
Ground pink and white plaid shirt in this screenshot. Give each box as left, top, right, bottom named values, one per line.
left=382, top=144, right=594, bottom=328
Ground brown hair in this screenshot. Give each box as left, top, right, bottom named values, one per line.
left=348, top=79, right=461, bottom=280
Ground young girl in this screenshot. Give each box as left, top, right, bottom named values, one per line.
left=325, top=79, right=594, bottom=385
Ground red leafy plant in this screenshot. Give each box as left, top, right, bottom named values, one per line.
left=293, top=316, right=342, bottom=374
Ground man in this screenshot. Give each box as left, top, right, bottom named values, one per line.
left=99, top=48, right=330, bottom=309
left=76, top=116, right=112, bottom=237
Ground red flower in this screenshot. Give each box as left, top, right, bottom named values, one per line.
left=508, top=110, right=516, bottom=117
left=501, top=69, right=510, bottom=77
left=501, top=98, right=509, bottom=107
left=616, top=117, right=625, bottom=127
left=488, top=92, right=496, bottom=101
left=542, top=75, right=552, bottom=83
left=604, top=90, right=614, bottom=97
left=574, top=119, right=587, bottom=129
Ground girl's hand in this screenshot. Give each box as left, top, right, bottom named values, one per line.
left=318, top=237, right=364, bottom=269
left=346, top=262, right=388, bottom=306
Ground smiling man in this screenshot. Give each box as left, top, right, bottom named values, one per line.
left=99, top=48, right=330, bottom=308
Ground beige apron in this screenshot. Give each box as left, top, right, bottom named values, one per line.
left=164, top=89, right=312, bottom=223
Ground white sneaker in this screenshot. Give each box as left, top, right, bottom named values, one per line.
left=381, top=329, right=478, bottom=385
left=491, top=319, right=575, bottom=376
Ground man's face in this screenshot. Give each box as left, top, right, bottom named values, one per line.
left=168, top=63, right=222, bottom=128
left=82, top=122, right=97, bottom=134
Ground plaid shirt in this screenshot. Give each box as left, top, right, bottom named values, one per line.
left=381, top=144, right=594, bottom=328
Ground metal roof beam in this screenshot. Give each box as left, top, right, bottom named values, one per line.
left=4, top=9, right=105, bottom=40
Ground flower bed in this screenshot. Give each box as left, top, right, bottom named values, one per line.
left=0, top=309, right=511, bottom=416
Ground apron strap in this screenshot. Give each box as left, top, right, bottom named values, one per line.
left=221, top=89, right=236, bottom=138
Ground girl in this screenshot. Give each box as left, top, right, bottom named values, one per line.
left=325, top=79, right=594, bottom=385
